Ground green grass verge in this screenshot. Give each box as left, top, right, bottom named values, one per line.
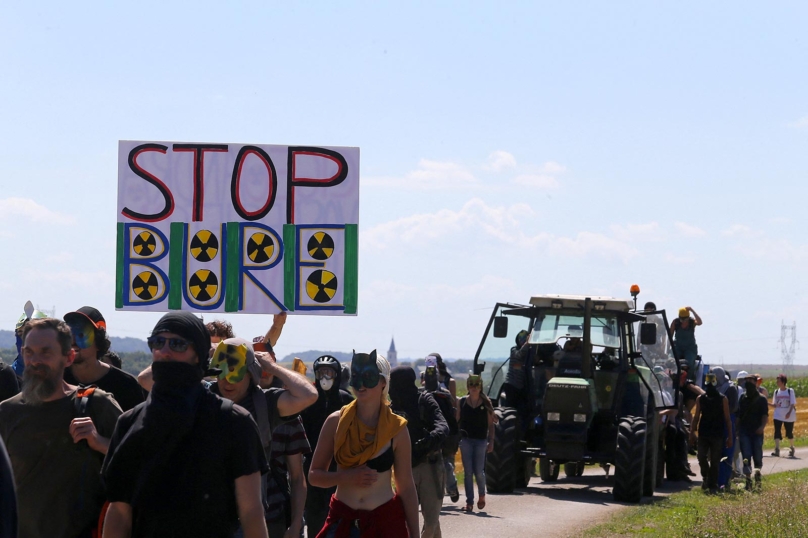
left=584, top=468, right=808, bottom=537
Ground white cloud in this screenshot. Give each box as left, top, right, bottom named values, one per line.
left=512, top=174, right=559, bottom=189
left=362, top=198, right=639, bottom=263
left=665, top=252, right=695, bottom=264
left=721, top=224, right=763, bottom=238
left=731, top=238, right=808, bottom=263
left=0, top=197, right=75, bottom=225
left=540, top=161, right=567, bottom=174
left=674, top=221, right=707, bottom=237
left=364, top=159, right=478, bottom=190
left=484, top=150, right=517, bottom=172
left=790, top=115, right=808, bottom=129
left=25, top=270, right=114, bottom=288
left=610, top=222, right=663, bottom=243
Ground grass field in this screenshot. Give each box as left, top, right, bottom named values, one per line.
left=584, top=468, right=808, bottom=537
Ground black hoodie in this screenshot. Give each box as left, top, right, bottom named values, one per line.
left=389, top=366, right=448, bottom=466
left=301, top=363, right=353, bottom=454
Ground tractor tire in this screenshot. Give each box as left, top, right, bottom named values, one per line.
left=539, top=457, right=559, bottom=482
left=613, top=416, right=647, bottom=503
left=644, top=415, right=660, bottom=497
left=485, top=407, right=517, bottom=493
left=515, top=454, right=532, bottom=488
left=564, top=462, right=584, bottom=478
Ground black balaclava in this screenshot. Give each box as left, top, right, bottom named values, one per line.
left=745, top=380, right=758, bottom=398
left=389, top=366, right=420, bottom=418
left=151, top=311, right=211, bottom=374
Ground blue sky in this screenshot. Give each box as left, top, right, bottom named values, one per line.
left=2, top=2, right=807, bottom=364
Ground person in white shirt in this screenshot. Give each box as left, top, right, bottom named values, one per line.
left=769, top=373, right=797, bottom=457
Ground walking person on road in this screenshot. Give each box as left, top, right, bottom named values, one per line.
left=457, top=374, right=495, bottom=512
left=770, top=374, right=797, bottom=458
left=670, top=306, right=702, bottom=379
left=689, top=371, right=732, bottom=494
left=737, top=373, right=768, bottom=490
left=308, top=351, right=419, bottom=537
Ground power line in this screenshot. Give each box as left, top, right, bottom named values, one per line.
left=781, top=321, right=799, bottom=374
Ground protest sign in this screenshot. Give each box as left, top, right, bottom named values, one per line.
left=115, top=141, right=359, bottom=315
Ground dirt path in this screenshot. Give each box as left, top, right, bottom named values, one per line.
left=436, top=447, right=808, bottom=538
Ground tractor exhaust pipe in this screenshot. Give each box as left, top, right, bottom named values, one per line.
left=582, top=297, right=592, bottom=379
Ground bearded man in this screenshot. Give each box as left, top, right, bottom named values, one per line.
left=0, top=318, right=122, bottom=538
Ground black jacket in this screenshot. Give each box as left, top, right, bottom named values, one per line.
left=301, top=365, right=353, bottom=453
left=389, top=366, right=449, bottom=466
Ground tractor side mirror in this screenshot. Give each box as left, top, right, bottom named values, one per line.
left=493, top=316, right=508, bottom=338
left=640, top=323, right=657, bottom=345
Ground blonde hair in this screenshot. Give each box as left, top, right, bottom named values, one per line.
left=377, top=354, right=391, bottom=402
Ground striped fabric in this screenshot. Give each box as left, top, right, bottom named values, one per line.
left=265, top=416, right=311, bottom=522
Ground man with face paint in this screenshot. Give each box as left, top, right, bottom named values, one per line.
left=0, top=318, right=122, bottom=538
left=102, top=311, right=316, bottom=538
left=209, top=337, right=315, bottom=538
left=300, top=355, right=354, bottom=537
left=689, top=371, right=733, bottom=494
left=63, top=307, right=146, bottom=412
left=389, top=365, right=449, bottom=538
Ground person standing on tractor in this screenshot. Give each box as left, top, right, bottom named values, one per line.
left=689, top=371, right=732, bottom=494
left=457, top=374, right=495, bottom=512
left=670, top=307, right=702, bottom=379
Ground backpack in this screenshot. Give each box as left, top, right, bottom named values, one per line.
left=430, top=389, right=458, bottom=436
left=73, top=387, right=109, bottom=538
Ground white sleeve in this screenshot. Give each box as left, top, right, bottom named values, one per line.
left=791, top=389, right=797, bottom=406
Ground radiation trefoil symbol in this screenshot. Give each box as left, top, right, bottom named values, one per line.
left=305, top=269, right=338, bottom=303
left=247, top=232, right=275, bottom=264
left=189, top=269, right=219, bottom=301
left=190, top=230, right=219, bottom=262
left=307, top=232, right=334, bottom=261
left=132, top=231, right=156, bottom=256
left=132, top=271, right=158, bottom=300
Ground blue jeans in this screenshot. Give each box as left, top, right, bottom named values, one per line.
left=444, top=453, right=458, bottom=496
left=739, top=432, right=764, bottom=471
left=460, top=437, right=487, bottom=505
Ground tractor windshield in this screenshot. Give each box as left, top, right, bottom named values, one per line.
left=634, top=312, right=678, bottom=408
left=529, top=311, right=621, bottom=348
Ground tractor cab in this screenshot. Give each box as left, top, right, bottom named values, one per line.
left=473, top=289, right=679, bottom=502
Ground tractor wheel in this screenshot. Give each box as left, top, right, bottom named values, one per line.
left=613, top=416, right=647, bottom=503
left=485, top=407, right=517, bottom=493
left=644, top=415, right=660, bottom=497
left=515, top=454, right=532, bottom=488
left=539, top=457, right=559, bottom=482
left=564, top=462, right=583, bottom=478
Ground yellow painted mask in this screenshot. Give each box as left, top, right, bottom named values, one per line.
left=210, top=341, right=249, bottom=383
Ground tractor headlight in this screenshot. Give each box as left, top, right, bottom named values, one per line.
left=573, top=413, right=587, bottom=423
left=547, top=412, right=560, bottom=421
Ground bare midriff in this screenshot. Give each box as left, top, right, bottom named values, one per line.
left=334, top=445, right=394, bottom=511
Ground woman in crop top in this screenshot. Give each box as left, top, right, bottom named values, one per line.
left=457, top=374, right=495, bottom=513
left=308, top=351, right=418, bottom=537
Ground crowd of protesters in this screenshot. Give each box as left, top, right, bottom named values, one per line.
left=0, top=304, right=481, bottom=538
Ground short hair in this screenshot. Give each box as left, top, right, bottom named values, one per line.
left=103, top=350, right=122, bottom=369
left=22, top=318, right=73, bottom=355
left=644, top=302, right=657, bottom=310
left=206, top=319, right=234, bottom=339
left=778, top=374, right=788, bottom=384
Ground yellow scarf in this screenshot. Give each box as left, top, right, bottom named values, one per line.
left=334, top=399, right=407, bottom=468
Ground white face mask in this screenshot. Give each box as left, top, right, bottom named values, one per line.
left=319, top=378, right=334, bottom=391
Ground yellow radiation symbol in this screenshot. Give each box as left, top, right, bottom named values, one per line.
left=189, top=269, right=218, bottom=301
left=307, top=231, right=334, bottom=261
left=190, top=230, right=218, bottom=262
left=132, top=231, right=156, bottom=256
left=247, top=232, right=275, bottom=263
left=306, top=269, right=338, bottom=303
left=132, top=270, right=159, bottom=300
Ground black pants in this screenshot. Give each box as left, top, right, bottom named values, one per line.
left=697, top=436, right=724, bottom=490
left=774, top=419, right=795, bottom=440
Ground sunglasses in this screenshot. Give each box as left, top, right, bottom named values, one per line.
left=147, top=335, right=191, bottom=353
left=315, top=369, right=336, bottom=380
left=350, top=369, right=380, bottom=390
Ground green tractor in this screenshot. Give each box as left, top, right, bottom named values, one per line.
left=473, top=291, right=678, bottom=502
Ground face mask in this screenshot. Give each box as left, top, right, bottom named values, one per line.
left=424, top=367, right=438, bottom=392
left=350, top=350, right=380, bottom=390
left=67, top=320, right=96, bottom=350
left=319, top=378, right=334, bottom=391
left=745, top=381, right=757, bottom=394
left=209, top=342, right=249, bottom=384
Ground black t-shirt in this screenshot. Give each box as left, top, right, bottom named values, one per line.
left=102, top=389, right=268, bottom=538
left=0, top=363, right=19, bottom=403
left=65, top=365, right=146, bottom=412
left=459, top=397, right=489, bottom=440
left=738, top=394, right=769, bottom=436
left=697, top=392, right=726, bottom=439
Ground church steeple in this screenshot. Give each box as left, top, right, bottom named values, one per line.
left=387, top=337, right=398, bottom=367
